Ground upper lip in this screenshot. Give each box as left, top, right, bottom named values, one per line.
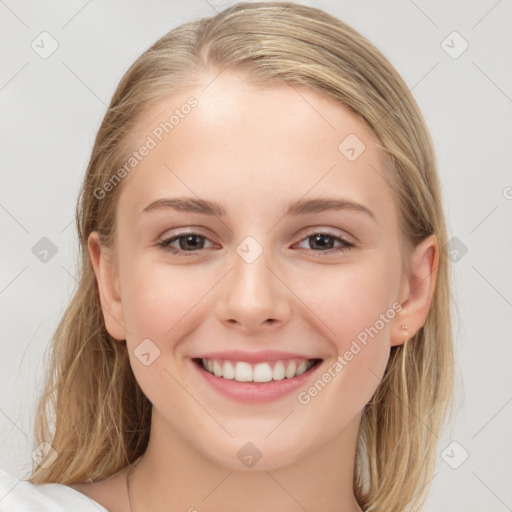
left=192, top=350, right=321, bottom=364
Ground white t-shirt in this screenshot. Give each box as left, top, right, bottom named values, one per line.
left=0, top=469, right=110, bottom=511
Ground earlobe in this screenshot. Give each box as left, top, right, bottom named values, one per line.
left=391, top=235, right=439, bottom=347
left=87, top=232, right=126, bottom=341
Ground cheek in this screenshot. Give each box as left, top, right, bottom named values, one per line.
left=119, top=254, right=208, bottom=341
left=307, top=252, right=400, bottom=340
left=118, top=260, right=210, bottom=409
left=311, top=254, right=400, bottom=391
left=295, top=289, right=395, bottom=423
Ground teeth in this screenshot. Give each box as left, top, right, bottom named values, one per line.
left=200, top=358, right=317, bottom=382
left=296, top=361, right=308, bottom=376
left=223, top=360, right=235, bottom=379
left=213, top=361, right=223, bottom=377
left=285, top=361, right=296, bottom=379
left=253, top=362, right=273, bottom=383
left=234, top=362, right=253, bottom=382
left=272, top=361, right=285, bottom=381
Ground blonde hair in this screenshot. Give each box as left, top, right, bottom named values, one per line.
left=29, top=3, right=454, bottom=511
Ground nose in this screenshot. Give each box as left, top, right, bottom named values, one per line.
left=215, top=245, right=291, bottom=333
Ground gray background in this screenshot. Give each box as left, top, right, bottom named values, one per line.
left=1, top=1, right=511, bottom=510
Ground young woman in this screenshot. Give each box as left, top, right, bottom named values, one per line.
left=0, top=2, right=454, bottom=511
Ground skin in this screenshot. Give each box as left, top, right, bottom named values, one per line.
left=79, top=71, right=438, bottom=512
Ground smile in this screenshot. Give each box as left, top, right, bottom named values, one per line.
left=196, top=357, right=320, bottom=382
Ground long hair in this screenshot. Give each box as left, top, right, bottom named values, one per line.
left=28, top=3, right=455, bottom=511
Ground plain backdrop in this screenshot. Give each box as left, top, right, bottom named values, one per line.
left=1, top=1, right=511, bottom=511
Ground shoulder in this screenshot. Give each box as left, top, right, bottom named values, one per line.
left=0, top=468, right=110, bottom=512
left=69, top=466, right=132, bottom=512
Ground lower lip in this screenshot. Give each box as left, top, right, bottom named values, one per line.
left=191, top=359, right=322, bottom=403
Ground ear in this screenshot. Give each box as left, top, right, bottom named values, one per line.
left=88, top=232, right=126, bottom=341
left=391, top=234, right=439, bottom=347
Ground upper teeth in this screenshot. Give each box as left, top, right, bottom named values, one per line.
left=201, top=358, right=316, bottom=382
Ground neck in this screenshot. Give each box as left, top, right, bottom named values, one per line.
left=126, top=410, right=364, bottom=512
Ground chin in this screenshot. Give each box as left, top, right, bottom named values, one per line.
left=198, top=434, right=311, bottom=472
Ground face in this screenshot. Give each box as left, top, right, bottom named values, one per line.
left=94, top=71, right=415, bottom=470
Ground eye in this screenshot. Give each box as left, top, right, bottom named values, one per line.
left=158, top=232, right=215, bottom=255
left=158, top=230, right=354, bottom=256
left=294, top=232, right=354, bottom=254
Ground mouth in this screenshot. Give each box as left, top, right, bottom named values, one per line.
left=191, top=356, right=323, bottom=403
left=193, top=357, right=322, bottom=383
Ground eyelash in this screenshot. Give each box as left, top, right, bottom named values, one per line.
left=158, top=230, right=355, bottom=256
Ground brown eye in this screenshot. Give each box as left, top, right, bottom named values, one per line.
left=159, top=233, right=214, bottom=255
left=295, top=232, right=354, bottom=254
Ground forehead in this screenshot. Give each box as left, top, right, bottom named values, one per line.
left=117, top=72, right=397, bottom=224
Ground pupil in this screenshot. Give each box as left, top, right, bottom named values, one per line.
left=181, top=235, right=203, bottom=250
left=312, top=234, right=333, bottom=250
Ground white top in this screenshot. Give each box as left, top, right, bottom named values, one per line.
left=0, top=469, right=109, bottom=512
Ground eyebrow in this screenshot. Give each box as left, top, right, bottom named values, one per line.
left=140, top=196, right=376, bottom=221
